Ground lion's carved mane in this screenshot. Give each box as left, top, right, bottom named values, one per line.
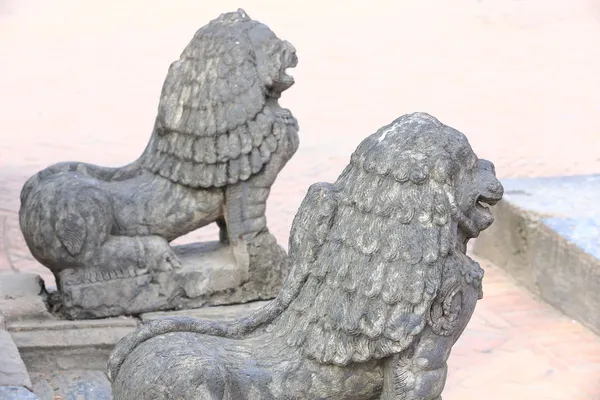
left=270, top=113, right=478, bottom=365
left=143, top=10, right=297, bottom=188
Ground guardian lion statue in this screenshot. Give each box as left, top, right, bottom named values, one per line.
left=107, top=112, right=504, bottom=399
left=19, top=9, right=299, bottom=283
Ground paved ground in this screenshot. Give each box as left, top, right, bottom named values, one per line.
left=1, top=0, right=599, bottom=398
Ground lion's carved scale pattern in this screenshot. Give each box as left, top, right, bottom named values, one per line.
left=142, top=13, right=294, bottom=188
left=144, top=111, right=291, bottom=188
left=269, top=114, right=477, bottom=366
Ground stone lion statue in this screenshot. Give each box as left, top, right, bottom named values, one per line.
left=19, top=9, right=299, bottom=280
left=107, top=112, right=504, bottom=399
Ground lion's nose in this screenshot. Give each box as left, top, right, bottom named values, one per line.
left=487, top=180, right=503, bottom=194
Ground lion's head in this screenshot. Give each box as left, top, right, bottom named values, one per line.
left=271, top=112, right=503, bottom=365
left=142, top=9, right=299, bottom=188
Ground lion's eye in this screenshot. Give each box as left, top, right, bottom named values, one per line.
left=477, top=159, right=495, bottom=174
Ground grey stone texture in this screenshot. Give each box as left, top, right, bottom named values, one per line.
left=17, top=8, right=298, bottom=319
left=31, top=371, right=112, bottom=400
left=474, top=174, right=600, bottom=334
left=0, top=386, right=40, bottom=400
left=9, top=317, right=139, bottom=373
left=107, top=112, right=504, bottom=399
left=0, top=330, right=32, bottom=389
left=59, top=233, right=287, bottom=320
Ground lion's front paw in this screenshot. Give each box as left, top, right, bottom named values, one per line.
left=140, top=236, right=183, bottom=274
left=155, top=250, right=182, bottom=272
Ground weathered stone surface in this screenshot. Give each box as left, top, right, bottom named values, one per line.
left=59, top=233, right=287, bottom=319
left=0, top=312, right=5, bottom=330
left=18, top=6, right=299, bottom=320
left=142, top=300, right=270, bottom=322
left=31, top=371, right=111, bottom=400
left=0, top=386, right=40, bottom=399
left=30, top=378, right=54, bottom=400
left=9, top=317, right=138, bottom=372
left=0, top=272, right=53, bottom=323
left=107, top=112, right=504, bottom=399
left=474, top=174, right=600, bottom=334
left=0, top=330, right=32, bottom=389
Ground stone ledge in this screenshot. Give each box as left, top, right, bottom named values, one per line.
left=6, top=301, right=267, bottom=373
left=8, top=317, right=139, bottom=373
left=474, top=174, right=600, bottom=334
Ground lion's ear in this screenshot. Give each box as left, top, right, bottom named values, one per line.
left=288, top=182, right=338, bottom=268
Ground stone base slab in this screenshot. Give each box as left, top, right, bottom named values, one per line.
left=57, top=233, right=288, bottom=319
left=5, top=301, right=265, bottom=373
left=474, top=174, right=600, bottom=334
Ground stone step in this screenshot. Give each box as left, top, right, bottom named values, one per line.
left=474, top=174, right=600, bottom=335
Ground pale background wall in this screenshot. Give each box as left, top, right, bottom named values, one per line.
left=1, top=0, right=599, bottom=277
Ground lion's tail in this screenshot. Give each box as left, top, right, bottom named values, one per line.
left=106, top=298, right=287, bottom=383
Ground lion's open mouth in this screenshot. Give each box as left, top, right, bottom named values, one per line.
left=456, top=194, right=501, bottom=241
left=472, top=194, right=500, bottom=232
left=271, top=51, right=297, bottom=93
left=476, top=195, right=499, bottom=213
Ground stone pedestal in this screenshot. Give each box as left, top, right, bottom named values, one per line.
left=57, top=233, right=288, bottom=319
